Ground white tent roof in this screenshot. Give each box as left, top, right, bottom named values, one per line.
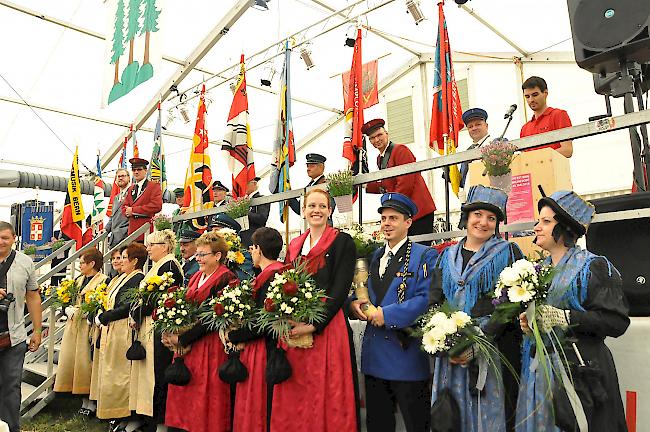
left=0, top=0, right=631, bottom=227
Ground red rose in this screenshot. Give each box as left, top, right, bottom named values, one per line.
left=264, top=298, right=275, bottom=312
left=216, top=289, right=224, bottom=297
left=282, top=281, right=298, bottom=296
left=152, top=309, right=158, bottom=320
left=164, top=298, right=176, bottom=308
left=213, top=303, right=225, bottom=316
left=167, top=286, right=179, bottom=293
left=228, top=280, right=239, bottom=289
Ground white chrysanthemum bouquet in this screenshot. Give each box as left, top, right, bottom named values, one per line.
left=417, top=302, right=477, bottom=357
left=152, top=286, right=198, bottom=339
left=200, top=278, right=257, bottom=332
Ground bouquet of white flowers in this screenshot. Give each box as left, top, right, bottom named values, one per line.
left=200, top=279, right=257, bottom=332
left=127, top=271, right=176, bottom=307
left=153, top=286, right=198, bottom=355
left=417, top=302, right=477, bottom=357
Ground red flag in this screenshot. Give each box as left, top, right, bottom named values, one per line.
left=183, top=84, right=214, bottom=230
left=429, top=2, right=464, bottom=195
left=342, top=29, right=365, bottom=166
left=342, top=59, right=378, bottom=109
left=223, top=54, right=256, bottom=199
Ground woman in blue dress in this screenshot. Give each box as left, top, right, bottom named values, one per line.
left=516, top=191, right=629, bottom=432
left=430, top=185, right=523, bottom=432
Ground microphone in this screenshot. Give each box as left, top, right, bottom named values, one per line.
left=503, top=104, right=517, bottom=119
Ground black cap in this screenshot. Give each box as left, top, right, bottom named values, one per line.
left=207, top=213, right=242, bottom=232
left=306, top=153, right=326, bottom=164
left=179, top=229, right=200, bottom=243
left=212, top=180, right=229, bottom=192
left=173, top=187, right=185, bottom=197
left=249, top=177, right=261, bottom=182
left=129, top=157, right=149, bottom=168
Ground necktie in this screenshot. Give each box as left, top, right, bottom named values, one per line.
left=134, top=184, right=139, bottom=198
left=381, top=251, right=394, bottom=279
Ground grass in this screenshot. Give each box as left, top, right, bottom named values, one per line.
left=21, top=394, right=107, bottom=432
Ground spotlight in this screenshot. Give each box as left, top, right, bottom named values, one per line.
left=300, top=44, right=315, bottom=70
left=252, top=0, right=270, bottom=11
left=454, top=0, right=470, bottom=4
left=229, top=81, right=237, bottom=93
left=345, top=26, right=356, bottom=47
left=179, top=104, right=191, bottom=124
left=260, top=63, right=277, bottom=87
left=406, top=0, right=425, bottom=25
left=163, top=108, right=175, bottom=130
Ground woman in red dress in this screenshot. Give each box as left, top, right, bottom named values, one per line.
left=228, top=227, right=286, bottom=432
left=163, top=231, right=238, bottom=432
left=271, top=189, right=359, bottom=431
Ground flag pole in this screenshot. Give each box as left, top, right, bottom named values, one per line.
left=443, top=134, right=451, bottom=231
left=284, top=204, right=290, bottom=253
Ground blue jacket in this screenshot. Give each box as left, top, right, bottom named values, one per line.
left=361, top=241, right=438, bottom=381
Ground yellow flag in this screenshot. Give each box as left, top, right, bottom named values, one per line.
left=68, top=146, right=85, bottom=222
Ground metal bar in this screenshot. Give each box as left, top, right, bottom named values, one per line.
left=34, top=240, right=75, bottom=270
left=173, top=0, right=398, bottom=109
left=175, top=110, right=650, bottom=223
left=420, top=51, right=576, bottom=64
left=20, top=373, right=56, bottom=411
left=36, top=231, right=108, bottom=285
left=100, top=0, right=255, bottom=168
left=22, top=391, right=56, bottom=419
left=103, top=223, right=151, bottom=262
left=46, top=306, right=55, bottom=377
left=460, top=5, right=529, bottom=57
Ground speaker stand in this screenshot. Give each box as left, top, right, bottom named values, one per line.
left=620, top=62, right=650, bottom=191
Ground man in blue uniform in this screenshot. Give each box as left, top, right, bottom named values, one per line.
left=350, top=192, right=438, bottom=432
left=178, top=230, right=200, bottom=285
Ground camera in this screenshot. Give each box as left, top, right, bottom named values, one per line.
left=0, top=292, right=15, bottom=313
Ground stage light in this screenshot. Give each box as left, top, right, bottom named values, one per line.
left=252, top=0, right=270, bottom=11
left=406, top=0, right=425, bottom=25
left=300, top=44, right=315, bottom=70
left=163, top=108, right=175, bottom=130
left=261, top=63, right=277, bottom=87
left=454, top=0, right=470, bottom=4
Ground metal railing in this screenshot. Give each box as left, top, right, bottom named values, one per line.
left=173, top=110, right=650, bottom=228
left=103, top=223, right=151, bottom=261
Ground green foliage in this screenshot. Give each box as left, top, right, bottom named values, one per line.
left=153, top=214, right=172, bottom=231
left=23, top=245, right=37, bottom=255
left=111, top=0, right=126, bottom=64
left=199, top=279, right=257, bottom=332
left=225, top=197, right=251, bottom=219
left=141, top=0, right=161, bottom=34
left=126, top=0, right=143, bottom=41
left=326, top=170, right=354, bottom=197
left=51, top=239, right=66, bottom=252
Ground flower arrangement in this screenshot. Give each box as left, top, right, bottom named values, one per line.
left=490, top=259, right=555, bottom=325
left=200, top=279, right=257, bottom=332
left=480, top=138, right=518, bottom=176
left=153, top=214, right=172, bottom=231
left=51, top=239, right=66, bottom=252
left=80, top=282, right=109, bottom=317
left=23, top=245, right=36, bottom=256
left=218, top=228, right=246, bottom=267
left=153, top=286, right=198, bottom=356
left=325, top=170, right=354, bottom=197
left=342, top=224, right=383, bottom=258
left=45, top=278, right=80, bottom=308
left=257, top=260, right=328, bottom=348
left=225, top=197, right=251, bottom=219
left=417, top=302, right=476, bottom=356
left=127, top=271, right=176, bottom=306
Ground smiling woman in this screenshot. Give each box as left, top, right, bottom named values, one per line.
left=429, top=185, right=524, bottom=431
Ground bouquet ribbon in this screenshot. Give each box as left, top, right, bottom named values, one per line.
left=525, top=303, right=588, bottom=432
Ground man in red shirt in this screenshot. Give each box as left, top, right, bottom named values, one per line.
left=363, top=118, right=436, bottom=240
left=520, top=76, right=573, bottom=158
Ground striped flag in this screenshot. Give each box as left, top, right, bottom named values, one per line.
left=222, top=54, right=256, bottom=199
left=106, top=137, right=127, bottom=217
left=131, top=123, right=139, bottom=158
left=149, top=101, right=167, bottom=195
left=182, top=84, right=214, bottom=230
left=61, top=146, right=85, bottom=249
left=342, top=28, right=365, bottom=169
left=429, top=2, right=464, bottom=196
left=91, top=152, right=106, bottom=234
left=270, top=42, right=295, bottom=221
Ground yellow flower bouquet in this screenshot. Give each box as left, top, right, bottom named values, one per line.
left=45, top=279, right=80, bottom=308
left=126, top=271, right=176, bottom=306
left=80, top=282, right=109, bottom=317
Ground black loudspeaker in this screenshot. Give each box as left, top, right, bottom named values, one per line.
left=587, top=192, right=650, bottom=316
left=567, top=0, right=650, bottom=74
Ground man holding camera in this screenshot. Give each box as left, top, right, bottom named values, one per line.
left=0, top=221, right=42, bottom=432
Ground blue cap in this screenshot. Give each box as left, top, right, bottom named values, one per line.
left=179, top=229, right=200, bottom=243
left=462, top=108, right=488, bottom=125
left=538, top=190, right=595, bottom=236
left=306, top=153, right=326, bottom=164
left=378, top=192, right=418, bottom=218
left=461, top=185, right=508, bottom=221
left=208, top=213, right=242, bottom=232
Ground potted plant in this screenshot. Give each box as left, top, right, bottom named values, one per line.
left=480, top=138, right=518, bottom=194
left=225, top=197, right=252, bottom=230
left=23, top=245, right=36, bottom=257
left=152, top=214, right=172, bottom=231
left=326, top=170, right=354, bottom=213
left=51, top=239, right=66, bottom=252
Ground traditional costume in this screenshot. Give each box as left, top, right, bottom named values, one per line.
left=165, top=265, right=238, bottom=432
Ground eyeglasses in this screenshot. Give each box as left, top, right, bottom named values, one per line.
left=132, top=167, right=146, bottom=172
left=195, top=252, right=215, bottom=258
left=149, top=242, right=166, bottom=245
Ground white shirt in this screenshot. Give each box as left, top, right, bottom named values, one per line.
left=307, top=175, right=324, bottom=186
left=301, top=233, right=321, bottom=257
left=134, top=179, right=146, bottom=198
left=379, top=237, right=408, bottom=278
left=198, top=268, right=216, bottom=289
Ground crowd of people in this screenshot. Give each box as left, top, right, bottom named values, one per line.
left=0, top=75, right=631, bottom=432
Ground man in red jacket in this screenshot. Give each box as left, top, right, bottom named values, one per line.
left=363, top=118, right=436, bottom=240
left=122, top=157, right=162, bottom=242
